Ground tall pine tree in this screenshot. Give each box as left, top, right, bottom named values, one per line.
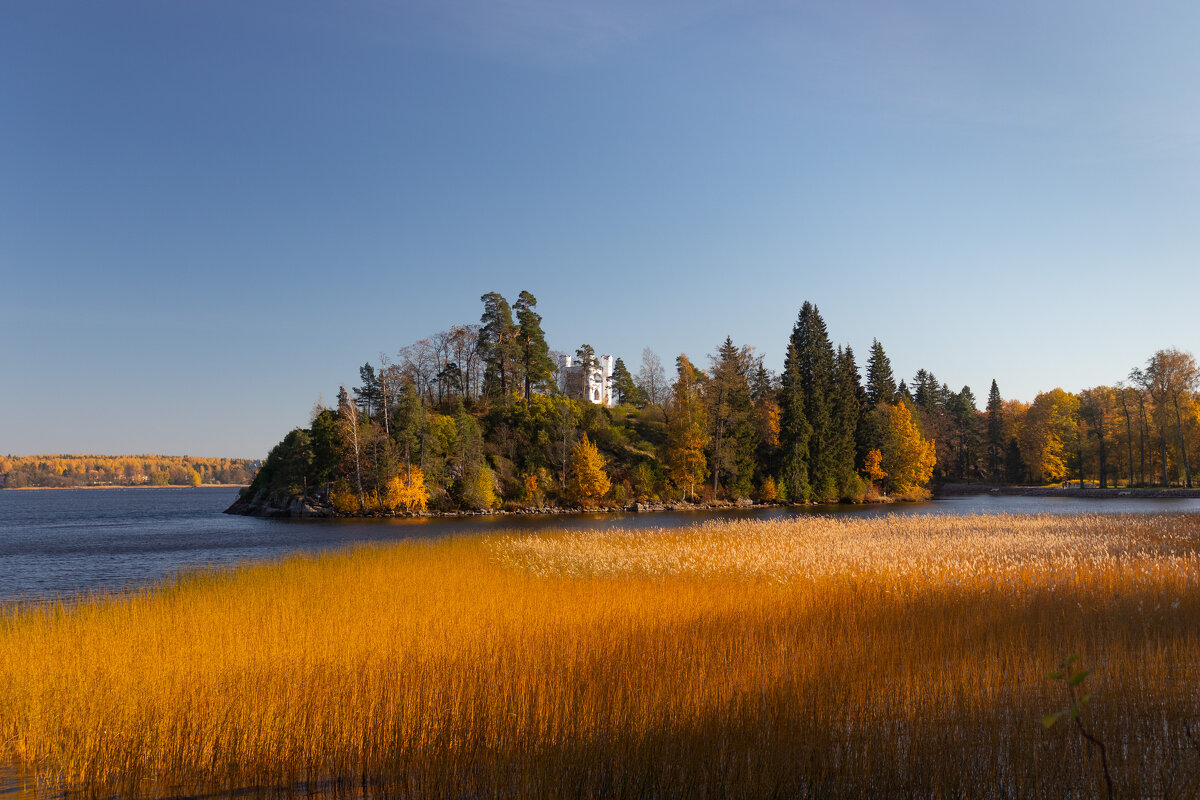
left=478, top=292, right=519, bottom=400
left=514, top=290, right=554, bottom=401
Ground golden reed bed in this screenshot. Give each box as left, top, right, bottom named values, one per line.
left=4, top=513, right=1200, bottom=798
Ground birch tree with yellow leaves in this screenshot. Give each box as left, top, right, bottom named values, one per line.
left=874, top=402, right=936, bottom=498
left=567, top=434, right=611, bottom=508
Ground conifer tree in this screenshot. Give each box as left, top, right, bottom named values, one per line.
left=666, top=354, right=708, bottom=501
left=611, top=358, right=643, bottom=406
left=865, top=339, right=897, bottom=407
left=355, top=363, right=382, bottom=419
left=778, top=343, right=812, bottom=502
left=574, top=344, right=598, bottom=372
left=478, top=292, right=519, bottom=399
left=831, top=345, right=865, bottom=495
left=986, top=380, right=1005, bottom=483
left=513, top=290, right=554, bottom=401
left=948, top=386, right=980, bottom=480
left=786, top=302, right=837, bottom=501
left=707, top=337, right=758, bottom=498
left=393, top=379, right=425, bottom=469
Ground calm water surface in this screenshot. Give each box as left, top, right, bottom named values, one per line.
left=3, top=487, right=1200, bottom=601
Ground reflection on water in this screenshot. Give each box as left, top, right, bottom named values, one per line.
left=0, top=766, right=37, bottom=800
left=2, top=487, right=1200, bottom=602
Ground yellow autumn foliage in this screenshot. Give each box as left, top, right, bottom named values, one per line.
left=567, top=434, right=610, bottom=508
left=383, top=467, right=430, bottom=513
left=878, top=403, right=936, bottom=497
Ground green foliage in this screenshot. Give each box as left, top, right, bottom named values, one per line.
left=479, top=292, right=520, bottom=400
left=514, top=291, right=555, bottom=400
left=243, top=291, right=1115, bottom=514
left=612, top=357, right=644, bottom=406
left=865, top=339, right=897, bottom=406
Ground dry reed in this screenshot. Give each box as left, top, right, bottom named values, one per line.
left=4, top=512, right=1200, bottom=798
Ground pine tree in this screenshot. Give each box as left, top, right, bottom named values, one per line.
left=355, top=363, right=381, bottom=419
left=574, top=344, right=598, bottom=372
left=865, top=339, right=897, bottom=407
left=611, top=358, right=644, bottom=406
left=478, top=292, right=519, bottom=399
left=513, top=290, right=554, bottom=401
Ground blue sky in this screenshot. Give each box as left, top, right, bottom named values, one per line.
left=3, top=1, right=1199, bottom=458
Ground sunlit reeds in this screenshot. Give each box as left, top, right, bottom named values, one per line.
left=4, top=513, right=1200, bottom=797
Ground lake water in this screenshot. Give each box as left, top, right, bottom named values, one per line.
left=3, top=487, right=1200, bottom=602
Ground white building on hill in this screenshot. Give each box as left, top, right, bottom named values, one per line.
left=557, top=353, right=616, bottom=406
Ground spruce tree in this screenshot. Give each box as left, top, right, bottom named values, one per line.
left=949, top=386, right=980, bottom=480
left=831, top=345, right=865, bottom=494
left=788, top=302, right=837, bottom=502
left=986, top=380, right=1005, bottom=483
left=707, top=337, right=758, bottom=498
left=865, top=339, right=897, bottom=407
left=778, top=343, right=812, bottom=502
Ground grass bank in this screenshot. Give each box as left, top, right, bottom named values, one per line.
left=4, top=513, right=1200, bottom=797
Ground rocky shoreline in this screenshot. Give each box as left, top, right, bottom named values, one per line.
left=226, top=483, right=1200, bottom=519
left=222, top=488, right=872, bottom=520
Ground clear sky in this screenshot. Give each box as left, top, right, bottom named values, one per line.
left=4, top=1, right=1199, bottom=459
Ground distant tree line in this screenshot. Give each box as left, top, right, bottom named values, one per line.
left=0, top=455, right=258, bottom=488
left=245, top=292, right=1200, bottom=513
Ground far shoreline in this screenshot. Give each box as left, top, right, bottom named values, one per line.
left=2, top=484, right=248, bottom=491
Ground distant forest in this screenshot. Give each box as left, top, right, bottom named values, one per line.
left=0, top=455, right=259, bottom=489
left=246, top=291, right=1199, bottom=513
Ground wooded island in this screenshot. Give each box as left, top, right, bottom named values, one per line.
left=234, top=292, right=1199, bottom=516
